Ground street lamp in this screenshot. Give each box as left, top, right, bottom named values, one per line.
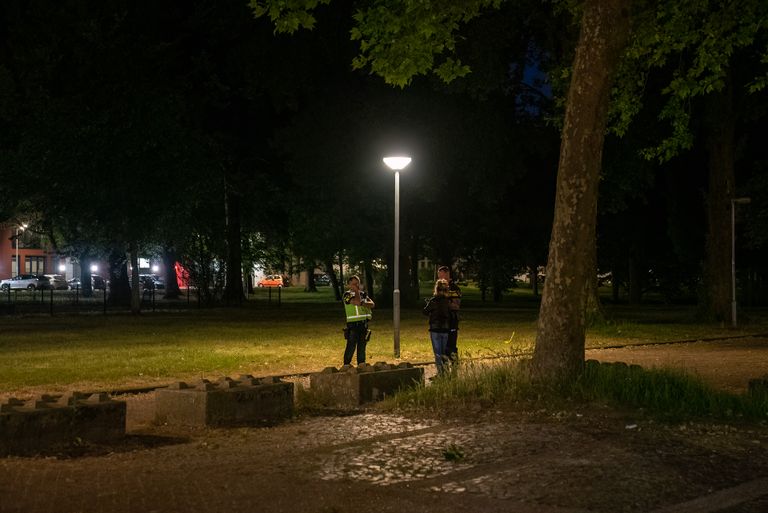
left=14, top=223, right=27, bottom=276
left=731, top=197, right=751, bottom=328
left=383, top=156, right=412, bottom=358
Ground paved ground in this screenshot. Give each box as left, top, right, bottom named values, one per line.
left=2, top=337, right=768, bottom=513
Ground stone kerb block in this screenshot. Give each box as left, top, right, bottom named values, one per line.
left=154, top=375, right=294, bottom=427
left=0, top=392, right=126, bottom=456
left=309, top=362, right=424, bottom=408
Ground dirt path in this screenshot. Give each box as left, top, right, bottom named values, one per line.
left=2, top=337, right=768, bottom=513
left=587, top=336, right=768, bottom=393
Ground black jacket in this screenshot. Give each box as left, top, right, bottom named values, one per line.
left=423, top=295, right=451, bottom=332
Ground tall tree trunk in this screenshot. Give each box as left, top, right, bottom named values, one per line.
left=305, top=263, right=317, bottom=292
left=337, top=251, right=345, bottom=298
left=78, top=254, right=93, bottom=298
left=400, top=251, right=415, bottom=304
left=628, top=254, right=642, bottom=305
left=492, top=272, right=503, bottom=302
left=364, top=259, right=375, bottom=300
left=533, top=0, right=631, bottom=381
left=163, top=247, right=181, bottom=300
left=223, top=184, right=244, bottom=305
left=325, top=258, right=342, bottom=301
left=410, top=235, right=420, bottom=300
left=379, top=255, right=393, bottom=308
left=585, top=244, right=605, bottom=324
left=704, top=76, right=735, bottom=322
left=528, top=262, right=539, bottom=297
left=129, top=242, right=140, bottom=314
left=479, top=263, right=489, bottom=302
left=107, top=246, right=131, bottom=307
left=245, top=270, right=254, bottom=294
left=746, top=268, right=754, bottom=307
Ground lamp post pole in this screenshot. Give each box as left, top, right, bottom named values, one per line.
left=14, top=224, right=27, bottom=276
left=15, top=228, right=19, bottom=276
left=383, top=156, right=412, bottom=359
left=731, top=197, right=751, bottom=329
left=394, top=169, right=400, bottom=358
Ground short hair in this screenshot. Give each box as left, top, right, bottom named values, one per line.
left=437, top=265, right=450, bottom=273
left=347, top=275, right=361, bottom=285
left=434, top=278, right=449, bottom=295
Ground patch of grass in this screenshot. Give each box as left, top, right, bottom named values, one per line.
left=386, top=358, right=535, bottom=411
left=1, top=286, right=767, bottom=395
left=384, top=358, right=768, bottom=423
left=574, top=360, right=768, bottom=421
left=442, top=443, right=465, bottom=462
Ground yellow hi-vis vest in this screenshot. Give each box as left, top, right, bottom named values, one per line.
left=344, top=290, right=372, bottom=322
left=344, top=302, right=372, bottom=323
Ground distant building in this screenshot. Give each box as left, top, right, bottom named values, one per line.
left=0, top=224, right=59, bottom=279
left=0, top=223, right=166, bottom=282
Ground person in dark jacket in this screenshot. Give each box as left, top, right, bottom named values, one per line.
left=423, top=279, right=451, bottom=375
left=438, top=265, right=462, bottom=363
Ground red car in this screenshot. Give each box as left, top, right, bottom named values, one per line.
left=257, top=275, right=284, bottom=288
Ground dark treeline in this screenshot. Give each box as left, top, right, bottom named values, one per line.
left=1, top=0, right=767, bottom=319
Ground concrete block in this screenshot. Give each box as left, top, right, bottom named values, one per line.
left=309, top=362, right=424, bottom=408
left=154, top=375, right=294, bottom=427
left=0, top=393, right=126, bottom=456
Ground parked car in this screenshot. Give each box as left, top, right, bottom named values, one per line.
left=257, top=275, right=283, bottom=288
left=315, top=274, right=331, bottom=286
left=44, top=274, right=69, bottom=290
left=67, top=275, right=106, bottom=290
left=0, top=274, right=50, bottom=291
left=139, top=274, right=165, bottom=290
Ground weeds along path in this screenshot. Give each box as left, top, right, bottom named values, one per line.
left=586, top=335, right=768, bottom=392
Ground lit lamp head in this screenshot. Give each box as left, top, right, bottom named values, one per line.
left=383, top=156, right=412, bottom=170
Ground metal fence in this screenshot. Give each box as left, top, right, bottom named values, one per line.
left=0, top=287, right=193, bottom=315
left=0, top=285, right=284, bottom=316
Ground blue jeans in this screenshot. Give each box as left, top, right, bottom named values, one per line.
left=430, top=331, right=449, bottom=374
left=444, top=328, right=459, bottom=362
left=343, top=322, right=368, bottom=365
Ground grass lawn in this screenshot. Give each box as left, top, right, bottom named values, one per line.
left=1, top=284, right=766, bottom=395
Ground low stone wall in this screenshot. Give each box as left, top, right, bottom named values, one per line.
left=0, top=392, right=126, bottom=456
left=309, top=362, right=424, bottom=408
left=154, top=375, right=294, bottom=427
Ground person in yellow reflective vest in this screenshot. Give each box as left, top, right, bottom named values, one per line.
left=342, top=275, right=375, bottom=365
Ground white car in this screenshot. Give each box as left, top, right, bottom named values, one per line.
left=44, top=274, right=69, bottom=290
left=0, top=274, right=50, bottom=290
